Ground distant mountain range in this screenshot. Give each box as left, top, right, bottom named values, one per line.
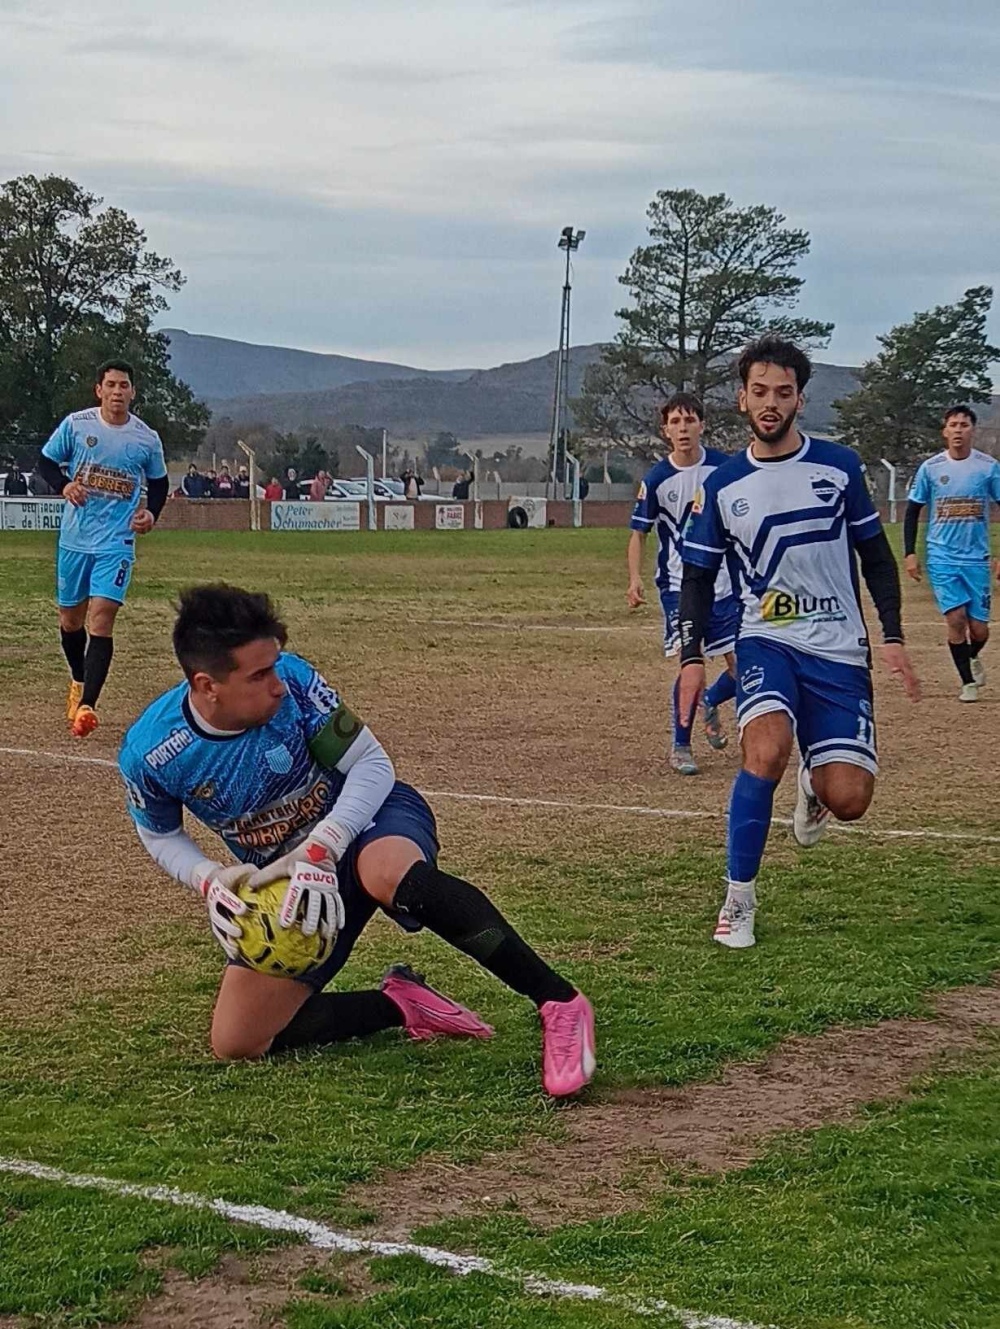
left=163, top=329, right=995, bottom=440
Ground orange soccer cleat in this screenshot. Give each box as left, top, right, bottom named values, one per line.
left=66, top=680, right=84, bottom=722
left=71, top=704, right=99, bottom=738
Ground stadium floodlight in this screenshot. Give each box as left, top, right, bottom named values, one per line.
left=548, top=227, right=586, bottom=495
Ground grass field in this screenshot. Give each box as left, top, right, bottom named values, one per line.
left=0, top=527, right=998, bottom=1329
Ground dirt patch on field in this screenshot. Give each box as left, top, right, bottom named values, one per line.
left=346, top=980, right=1000, bottom=1236
left=126, top=1246, right=373, bottom=1329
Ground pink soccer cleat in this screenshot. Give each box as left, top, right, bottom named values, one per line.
left=539, top=990, right=596, bottom=1098
left=381, top=965, right=494, bottom=1041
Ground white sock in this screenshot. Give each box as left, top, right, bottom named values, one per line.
left=726, top=879, right=756, bottom=908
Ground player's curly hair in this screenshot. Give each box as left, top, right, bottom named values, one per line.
left=173, top=584, right=288, bottom=679
left=737, top=335, right=812, bottom=392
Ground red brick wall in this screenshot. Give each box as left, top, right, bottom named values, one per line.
left=156, top=497, right=637, bottom=532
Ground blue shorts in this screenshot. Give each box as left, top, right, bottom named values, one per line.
left=660, top=589, right=739, bottom=658
left=927, top=561, right=991, bottom=622
left=229, top=781, right=440, bottom=992
left=57, top=546, right=134, bottom=607
left=736, top=636, right=878, bottom=775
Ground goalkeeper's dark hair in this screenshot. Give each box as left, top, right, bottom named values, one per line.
left=737, top=334, right=812, bottom=391
left=173, top=584, right=288, bottom=679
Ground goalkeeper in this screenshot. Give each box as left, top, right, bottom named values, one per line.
left=118, top=584, right=594, bottom=1098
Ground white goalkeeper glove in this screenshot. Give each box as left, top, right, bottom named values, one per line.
left=277, top=861, right=346, bottom=942
left=192, top=860, right=254, bottom=960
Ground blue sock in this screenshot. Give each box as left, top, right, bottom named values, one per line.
left=727, top=769, right=778, bottom=885
left=672, top=675, right=693, bottom=748
left=705, top=670, right=737, bottom=708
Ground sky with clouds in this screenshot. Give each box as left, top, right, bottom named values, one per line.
left=2, top=0, right=998, bottom=369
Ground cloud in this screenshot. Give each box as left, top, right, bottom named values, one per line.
left=0, top=0, right=997, bottom=368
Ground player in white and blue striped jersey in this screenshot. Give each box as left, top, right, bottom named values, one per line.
left=904, top=406, right=1000, bottom=702
left=627, top=393, right=739, bottom=775
left=677, top=336, right=920, bottom=949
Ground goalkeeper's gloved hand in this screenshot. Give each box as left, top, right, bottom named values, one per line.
left=192, top=860, right=255, bottom=960
left=277, top=861, right=346, bottom=942
left=246, top=819, right=349, bottom=886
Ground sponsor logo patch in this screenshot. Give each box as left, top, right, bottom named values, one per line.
left=760, top=589, right=845, bottom=624
left=144, top=727, right=194, bottom=770
left=306, top=672, right=339, bottom=716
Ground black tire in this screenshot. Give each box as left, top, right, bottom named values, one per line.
left=507, top=506, right=529, bottom=529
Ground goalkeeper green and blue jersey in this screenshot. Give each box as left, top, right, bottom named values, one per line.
left=118, top=653, right=356, bottom=867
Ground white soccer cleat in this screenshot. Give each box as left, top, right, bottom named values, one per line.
left=959, top=682, right=979, bottom=703
left=792, top=762, right=830, bottom=847
left=713, top=898, right=756, bottom=949
left=970, top=657, right=986, bottom=687
left=670, top=745, right=699, bottom=776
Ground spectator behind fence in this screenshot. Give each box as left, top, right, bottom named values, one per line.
left=308, top=470, right=329, bottom=502
left=401, top=467, right=424, bottom=499
left=215, top=463, right=235, bottom=498
left=283, top=467, right=299, bottom=500
left=263, top=476, right=283, bottom=501
left=3, top=464, right=29, bottom=496
left=182, top=464, right=205, bottom=498
left=452, top=470, right=472, bottom=500
left=30, top=466, right=55, bottom=496
left=233, top=465, right=251, bottom=499
left=203, top=469, right=218, bottom=498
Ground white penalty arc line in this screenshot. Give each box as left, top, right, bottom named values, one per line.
left=2, top=745, right=1000, bottom=846
left=0, top=1157, right=766, bottom=1329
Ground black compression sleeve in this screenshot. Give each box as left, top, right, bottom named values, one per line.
left=678, top=563, right=717, bottom=664
left=856, top=530, right=903, bottom=643
left=903, top=500, right=923, bottom=557
left=36, top=453, right=68, bottom=494
left=146, top=475, right=169, bottom=521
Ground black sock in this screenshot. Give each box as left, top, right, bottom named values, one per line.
left=271, top=990, right=401, bottom=1053
left=970, top=638, right=986, bottom=660
left=60, top=627, right=87, bottom=683
left=949, top=641, right=973, bottom=684
left=392, top=861, right=576, bottom=1007
left=81, top=635, right=114, bottom=707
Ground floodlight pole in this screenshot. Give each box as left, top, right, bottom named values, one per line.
left=381, top=428, right=388, bottom=479
left=547, top=226, right=585, bottom=499
left=566, top=449, right=582, bottom=528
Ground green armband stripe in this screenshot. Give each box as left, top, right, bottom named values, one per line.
left=309, top=704, right=364, bottom=768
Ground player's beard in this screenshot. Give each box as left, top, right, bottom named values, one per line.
left=748, top=406, right=798, bottom=446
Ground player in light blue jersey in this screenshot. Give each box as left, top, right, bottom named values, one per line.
left=904, top=405, right=1000, bottom=702
left=677, top=336, right=920, bottom=949
left=37, top=361, right=169, bottom=738
left=627, top=393, right=739, bottom=775
left=119, top=585, right=595, bottom=1098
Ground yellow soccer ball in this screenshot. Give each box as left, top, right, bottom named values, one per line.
left=233, top=878, right=335, bottom=979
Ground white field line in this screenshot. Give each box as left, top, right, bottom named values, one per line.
left=0, top=1156, right=767, bottom=1329
left=3, top=745, right=1000, bottom=845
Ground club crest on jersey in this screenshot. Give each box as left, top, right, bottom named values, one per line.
left=731, top=497, right=750, bottom=517
left=265, top=744, right=294, bottom=774
left=810, top=476, right=840, bottom=503
left=938, top=474, right=950, bottom=485
left=667, top=489, right=679, bottom=503
left=85, top=434, right=98, bottom=448
left=190, top=781, right=216, bottom=801
left=740, top=665, right=764, bottom=694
